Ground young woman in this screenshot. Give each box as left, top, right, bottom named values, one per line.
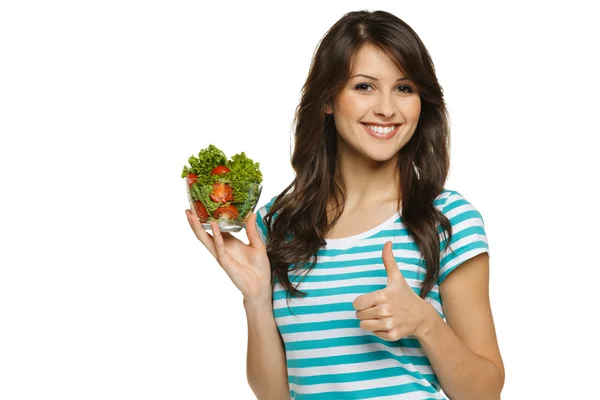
left=186, top=10, right=504, bottom=400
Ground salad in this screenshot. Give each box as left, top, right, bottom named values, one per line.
left=181, top=144, right=263, bottom=224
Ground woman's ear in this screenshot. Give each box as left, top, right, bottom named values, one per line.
left=324, top=101, right=332, bottom=114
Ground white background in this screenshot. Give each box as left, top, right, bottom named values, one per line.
left=1, top=1, right=599, bottom=399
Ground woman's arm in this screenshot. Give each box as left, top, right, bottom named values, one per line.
left=417, top=252, right=505, bottom=400
left=244, top=297, right=290, bottom=400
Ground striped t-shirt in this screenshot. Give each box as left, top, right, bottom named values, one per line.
left=254, top=189, right=490, bottom=399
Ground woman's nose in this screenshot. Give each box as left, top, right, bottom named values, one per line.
left=374, top=94, right=395, bottom=118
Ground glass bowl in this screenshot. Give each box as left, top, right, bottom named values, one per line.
left=185, top=177, right=263, bottom=232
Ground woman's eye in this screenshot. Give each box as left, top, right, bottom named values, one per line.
left=398, top=85, right=414, bottom=94
left=354, top=83, right=414, bottom=94
left=355, top=83, right=372, bottom=92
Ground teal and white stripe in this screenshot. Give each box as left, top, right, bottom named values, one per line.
left=255, top=189, right=489, bottom=399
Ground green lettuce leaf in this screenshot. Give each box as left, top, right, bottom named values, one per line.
left=225, top=152, right=262, bottom=218
left=181, top=144, right=228, bottom=185
left=190, top=183, right=224, bottom=215
left=225, top=152, right=263, bottom=184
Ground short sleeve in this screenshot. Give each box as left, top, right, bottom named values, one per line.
left=253, top=195, right=278, bottom=245
left=255, top=204, right=269, bottom=244
left=438, top=191, right=490, bottom=284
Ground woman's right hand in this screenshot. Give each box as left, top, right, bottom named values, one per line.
left=185, top=210, right=272, bottom=305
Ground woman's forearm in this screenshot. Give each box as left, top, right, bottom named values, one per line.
left=417, top=306, right=504, bottom=400
left=244, top=298, right=290, bottom=400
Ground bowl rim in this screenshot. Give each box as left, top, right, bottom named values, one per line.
left=184, top=178, right=262, bottom=186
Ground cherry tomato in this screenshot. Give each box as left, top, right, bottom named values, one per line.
left=209, top=182, right=234, bottom=203
left=210, top=165, right=231, bottom=175
left=193, top=200, right=209, bottom=222
left=213, top=205, right=239, bottom=220
left=187, top=173, right=198, bottom=188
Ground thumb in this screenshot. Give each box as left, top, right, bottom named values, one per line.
left=382, top=241, right=401, bottom=285
left=245, top=213, right=266, bottom=251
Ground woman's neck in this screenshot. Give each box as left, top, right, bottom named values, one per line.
left=333, top=153, right=401, bottom=209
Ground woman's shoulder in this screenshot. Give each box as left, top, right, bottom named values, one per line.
left=435, top=188, right=486, bottom=231
left=255, top=194, right=278, bottom=215
left=254, top=194, right=280, bottom=244
left=435, top=188, right=479, bottom=213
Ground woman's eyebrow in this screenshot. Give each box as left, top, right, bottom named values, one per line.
left=350, top=73, right=409, bottom=82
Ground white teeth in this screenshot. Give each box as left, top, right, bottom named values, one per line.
left=365, top=124, right=396, bottom=134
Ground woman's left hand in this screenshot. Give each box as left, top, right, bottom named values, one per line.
left=353, top=241, right=434, bottom=341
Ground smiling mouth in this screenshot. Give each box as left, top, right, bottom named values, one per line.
left=361, top=123, right=401, bottom=139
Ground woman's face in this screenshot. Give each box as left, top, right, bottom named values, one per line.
left=325, top=43, right=421, bottom=163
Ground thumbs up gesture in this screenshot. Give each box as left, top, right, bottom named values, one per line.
left=352, top=241, right=434, bottom=341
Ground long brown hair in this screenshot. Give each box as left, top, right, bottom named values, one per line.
left=264, top=10, right=453, bottom=302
